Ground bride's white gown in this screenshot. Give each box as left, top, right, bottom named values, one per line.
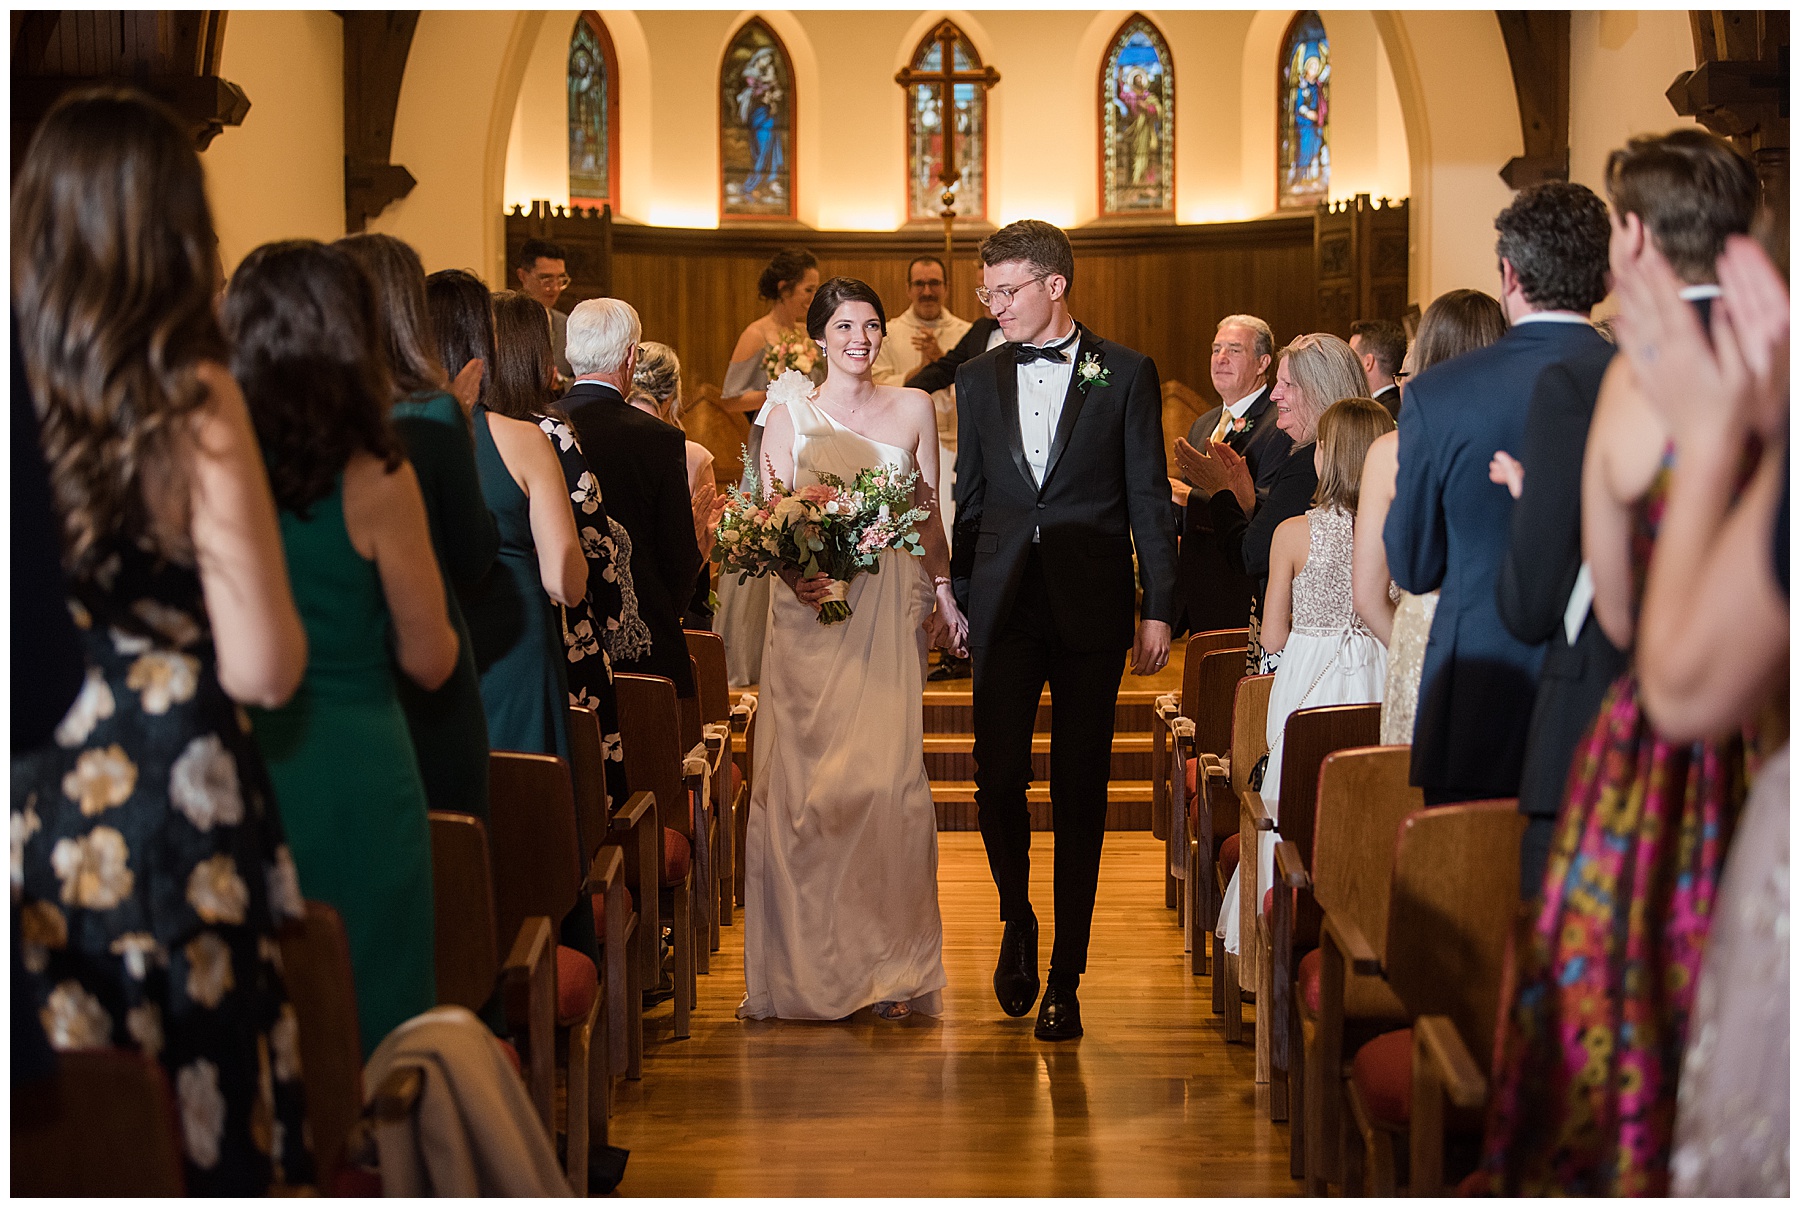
left=737, top=392, right=947, bottom=1020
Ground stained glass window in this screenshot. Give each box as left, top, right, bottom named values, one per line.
left=1278, top=11, right=1331, bottom=209
left=567, top=13, right=617, bottom=206
left=720, top=19, right=795, bottom=219
left=897, top=21, right=998, bottom=223
left=1100, top=15, right=1175, bottom=215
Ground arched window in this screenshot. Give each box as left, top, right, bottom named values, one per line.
left=568, top=13, right=619, bottom=207
left=1277, top=11, right=1331, bottom=209
left=719, top=18, right=796, bottom=220
left=1100, top=14, right=1175, bottom=216
left=896, top=21, right=998, bottom=223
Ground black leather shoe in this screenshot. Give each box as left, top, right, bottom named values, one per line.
left=1034, top=983, right=1083, bottom=1041
left=993, top=917, right=1040, bottom=1017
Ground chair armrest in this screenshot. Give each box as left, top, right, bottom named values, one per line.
left=682, top=742, right=710, bottom=781
left=587, top=843, right=624, bottom=894
left=729, top=694, right=758, bottom=732
left=370, top=1066, right=423, bottom=1122
left=610, top=790, right=655, bottom=832
left=1322, top=911, right=1382, bottom=976
left=1171, top=717, right=1196, bottom=743
left=1153, top=692, right=1180, bottom=721
left=703, top=722, right=729, bottom=752
left=1199, top=753, right=1229, bottom=784
left=1274, top=839, right=1310, bottom=889
left=501, top=914, right=553, bottom=988
left=1414, top=1015, right=1487, bottom=1109
left=1242, top=790, right=1275, bottom=831
left=499, top=914, right=555, bottom=1133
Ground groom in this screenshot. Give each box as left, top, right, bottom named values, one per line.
left=952, top=220, right=1177, bottom=1040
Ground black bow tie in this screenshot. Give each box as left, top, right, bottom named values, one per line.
left=1011, top=334, right=1078, bottom=366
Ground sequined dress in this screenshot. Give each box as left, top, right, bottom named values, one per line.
left=1217, top=505, right=1388, bottom=954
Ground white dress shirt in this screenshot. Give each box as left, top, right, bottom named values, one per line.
left=1016, top=324, right=1080, bottom=487
left=1210, top=385, right=1266, bottom=444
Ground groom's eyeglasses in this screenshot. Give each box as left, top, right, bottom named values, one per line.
left=975, top=275, right=1049, bottom=308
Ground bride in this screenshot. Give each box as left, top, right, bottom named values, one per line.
left=737, top=276, right=968, bottom=1022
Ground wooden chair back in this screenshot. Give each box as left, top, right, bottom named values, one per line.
left=1191, top=647, right=1248, bottom=759
left=429, top=810, right=502, bottom=1012
left=567, top=704, right=611, bottom=861
left=615, top=672, right=692, bottom=843
left=679, top=656, right=704, bottom=751
left=279, top=900, right=366, bottom=1185
left=1276, top=703, right=1382, bottom=872
left=1229, top=673, right=1277, bottom=798
left=487, top=752, right=585, bottom=949
left=684, top=629, right=732, bottom=727
left=11, top=1049, right=186, bottom=1195
left=1181, top=627, right=1248, bottom=713
left=1383, top=801, right=1526, bottom=1057
left=1308, top=745, right=1423, bottom=965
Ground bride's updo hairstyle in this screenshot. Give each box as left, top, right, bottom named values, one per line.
left=806, top=276, right=887, bottom=343
left=1312, top=396, right=1394, bottom=515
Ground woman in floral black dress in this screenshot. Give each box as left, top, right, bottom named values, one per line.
left=12, top=89, right=314, bottom=1193
left=486, top=289, right=632, bottom=813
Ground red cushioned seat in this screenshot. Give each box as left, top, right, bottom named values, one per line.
left=1219, top=832, right=1240, bottom=879
left=1263, top=886, right=1273, bottom=915
left=661, top=827, right=691, bottom=885
left=1184, top=756, right=1199, bottom=798
left=590, top=885, right=637, bottom=934
left=1350, top=1027, right=1414, bottom=1127
left=496, top=1038, right=522, bottom=1077
left=1299, top=947, right=1322, bottom=1015
left=332, top=1164, right=384, bottom=1197
left=555, top=945, right=599, bottom=1026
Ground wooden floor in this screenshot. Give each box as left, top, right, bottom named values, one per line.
left=607, top=832, right=1295, bottom=1196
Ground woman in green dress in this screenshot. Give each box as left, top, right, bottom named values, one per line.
left=226, top=240, right=460, bottom=1056
left=465, top=295, right=588, bottom=759
left=338, top=235, right=499, bottom=823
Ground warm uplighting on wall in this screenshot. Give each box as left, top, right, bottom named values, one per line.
left=816, top=203, right=904, bottom=232
left=1179, top=200, right=1253, bottom=224
left=997, top=198, right=1078, bottom=228
left=646, top=203, right=719, bottom=229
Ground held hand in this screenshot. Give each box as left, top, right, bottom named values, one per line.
left=1130, top=620, right=1172, bottom=677
left=784, top=570, right=834, bottom=612
left=1488, top=450, right=1525, bottom=499
left=449, top=358, right=485, bottom=413
left=930, top=583, right=970, bottom=659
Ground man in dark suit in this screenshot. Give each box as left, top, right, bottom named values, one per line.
left=954, top=220, right=1178, bottom=1041
left=1383, top=181, right=1612, bottom=807
left=1169, top=314, right=1290, bottom=634
left=1350, top=317, right=1407, bottom=421
left=1493, top=348, right=1624, bottom=892
left=558, top=298, right=702, bottom=698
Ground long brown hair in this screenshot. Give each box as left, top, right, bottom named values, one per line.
left=1412, top=289, right=1506, bottom=377
left=488, top=291, right=557, bottom=420
left=13, top=87, right=227, bottom=582
left=335, top=232, right=445, bottom=399
left=222, top=241, right=401, bottom=516
left=1313, top=397, right=1395, bottom=514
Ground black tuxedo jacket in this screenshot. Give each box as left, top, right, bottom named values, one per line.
left=1372, top=383, right=1402, bottom=423
left=557, top=380, right=701, bottom=697
left=1384, top=319, right=1614, bottom=797
left=1496, top=343, right=1625, bottom=819
left=951, top=324, right=1178, bottom=653
left=1175, top=386, right=1290, bottom=632
left=906, top=317, right=1000, bottom=396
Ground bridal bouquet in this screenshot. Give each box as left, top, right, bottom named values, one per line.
left=713, top=377, right=930, bottom=626
left=760, top=326, right=819, bottom=379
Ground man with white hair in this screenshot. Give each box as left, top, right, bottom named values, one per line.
left=559, top=297, right=702, bottom=698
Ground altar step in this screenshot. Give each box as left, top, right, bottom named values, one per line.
left=930, top=780, right=1155, bottom=832
left=923, top=733, right=1154, bottom=782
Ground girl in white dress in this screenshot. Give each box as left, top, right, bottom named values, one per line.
left=738, top=278, right=968, bottom=1021
left=1218, top=397, right=1397, bottom=955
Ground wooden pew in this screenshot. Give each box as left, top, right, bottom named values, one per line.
left=1215, top=671, right=1274, bottom=1035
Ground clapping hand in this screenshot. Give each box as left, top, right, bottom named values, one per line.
left=1175, top=436, right=1255, bottom=513
left=449, top=358, right=485, bottom=414
left=912, top=329, right=944, bottom=363
left=1488, top=450, right=1524, bottom=499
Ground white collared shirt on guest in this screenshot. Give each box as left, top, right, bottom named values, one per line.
left=1016, top=323, right=1080, bottom=487
left=1211, top=385, right=1266, bottom=443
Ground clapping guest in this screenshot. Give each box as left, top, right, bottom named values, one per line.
left=1216, top=397, right=1394, bottom=957
left=1383, top=182, right=1612, bottom=808
left=12, top=88, right=313, bottom=1192
left=1189, top=332, right=1368, bottom=671
left=338, top=239, right=499, bottom=824
left=1473, top=138, right=1759, bottom=1197
left=1620, top=234, right=1788, bottom=1198
left=630, top=340, right=724, bottom=629
left=1351, top=289, right=1505, bottom=744
left=715, top=247, right=821, bottom=687
left=226, top=240, right=457, bottom=1059
left=1170, top=314, right=1289, bottom=635
left=488, top=290, right=628, bottom=810
left=464, top=292, right=588, bottom=760
left=559, top=299, right=704, bottom=699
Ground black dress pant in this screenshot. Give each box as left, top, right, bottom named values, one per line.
left=972, top=547, right=1126, bottom=982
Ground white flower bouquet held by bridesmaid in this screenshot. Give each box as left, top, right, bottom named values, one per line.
left=712, top=458, right=930, bottom=625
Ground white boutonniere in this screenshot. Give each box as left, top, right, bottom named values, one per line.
left=1076, top=351, right=1111, bottom=394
